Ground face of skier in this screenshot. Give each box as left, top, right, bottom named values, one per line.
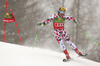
left=58, top=10, right=65, bottom=17
left=59, top=13, right=64, bottom=17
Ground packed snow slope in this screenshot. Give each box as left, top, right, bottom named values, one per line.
left=0, top=42, right=100, bottom=66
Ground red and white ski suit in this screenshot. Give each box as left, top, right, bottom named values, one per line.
left=43, top=14, right=78, bottom=51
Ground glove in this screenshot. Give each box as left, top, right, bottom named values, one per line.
left=37, top=22, right=44, bottom=26
left=74, top=20, right=78, bottom=23
left=72, top=17, right=78, bottom=23
left=74, top=20, right=80, bottom=26
left=74, top=20, right=79, bottom=24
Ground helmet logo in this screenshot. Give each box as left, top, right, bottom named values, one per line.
left=59, top=7, right=66, bottom=12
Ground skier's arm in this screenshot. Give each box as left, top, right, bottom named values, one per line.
left=43, top=14, right=54, bottom=25
left=38, top=14, right=54, bottom=26
left=65, top=16, right=79, bottom=23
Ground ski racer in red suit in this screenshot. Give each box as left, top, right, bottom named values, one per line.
left=38, top=7, right=84, bottom=60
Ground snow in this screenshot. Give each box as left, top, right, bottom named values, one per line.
left=0, top=42, right=100, bottom=66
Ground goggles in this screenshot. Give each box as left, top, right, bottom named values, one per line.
left=59, top=11, right=65, bottom=14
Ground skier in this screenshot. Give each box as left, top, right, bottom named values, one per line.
left=38, top=7, right=85, bottom=60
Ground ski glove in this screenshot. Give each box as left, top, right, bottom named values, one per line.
left=74, top=20, right=80, bottom=26
left=74, top=20, right=78, bottom=23
left=74, top=20, right=79, bottom=24
left=37, top=22, right=44, bottom=26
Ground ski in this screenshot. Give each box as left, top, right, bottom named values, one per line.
left=79, top=54, right=87, bottom=59
left=63, top=58, right=72, bottom=62
left=80, top=54, right=87, bottom=57
left=63, top=54, right=87, bottom=62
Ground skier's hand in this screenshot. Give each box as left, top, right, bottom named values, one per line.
left=74, top=20, right=78, bottom=23
left=74, top=20, right=79, bottom=24
left=74, top=20, right=80, bottom=26
left=37, top=22, right=44, bottom=26
left=72, top=17, right=79, bottom=24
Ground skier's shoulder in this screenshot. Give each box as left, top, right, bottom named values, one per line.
left=51, top=14, right=58, bottom=16
left=64, top=15, right=72, bottom=17
left=64, top=15, right=75, bottom=19
left=49, top=14, right=58, bottom=18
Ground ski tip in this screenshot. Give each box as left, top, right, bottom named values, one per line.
left=63, top=59, right=67, bottom=62
left=63, top=58, right=72, bottom=62
left=82, top=54, right=87, bottom=56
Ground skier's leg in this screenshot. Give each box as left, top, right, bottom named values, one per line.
left=63, top=30, right=82, bottom=56
left=54, top=30, right=70, bottom=59
left=66, top=40, right=82, bottom=56
left=55, top=36, right=70, bottom=58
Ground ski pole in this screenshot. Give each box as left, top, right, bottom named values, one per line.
left=77, top=23, right=98, bottom=46
left=32, top=25, right=39, bottom=49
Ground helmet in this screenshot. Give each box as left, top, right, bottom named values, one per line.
left=58, top=7, right=66, bottom=14
left=59, top=7, right=66, bottom=12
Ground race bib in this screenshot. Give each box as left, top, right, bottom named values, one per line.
left=53, top=18, right=65, bottom=23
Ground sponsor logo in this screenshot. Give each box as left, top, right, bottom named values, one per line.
left=58, top=18, right=62, bottom=20
left=53, top=18, right=65, bottom=23
left=4, top=12, right=12, bottom=19
left=53, top=23, right=64, bottom=27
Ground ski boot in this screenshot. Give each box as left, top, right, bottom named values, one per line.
left=64, top=50, right=70, bottom=59
left=75, top=48, right=82, bottom=56
left=63, top=50, right=71, bottom=62
left=75, top=48, right=87, bottom=56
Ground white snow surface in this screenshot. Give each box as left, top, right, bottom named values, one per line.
left=0, top=42, right=100, bottom=66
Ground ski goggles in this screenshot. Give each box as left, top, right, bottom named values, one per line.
left=59, top=11, right=65, bottom=14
